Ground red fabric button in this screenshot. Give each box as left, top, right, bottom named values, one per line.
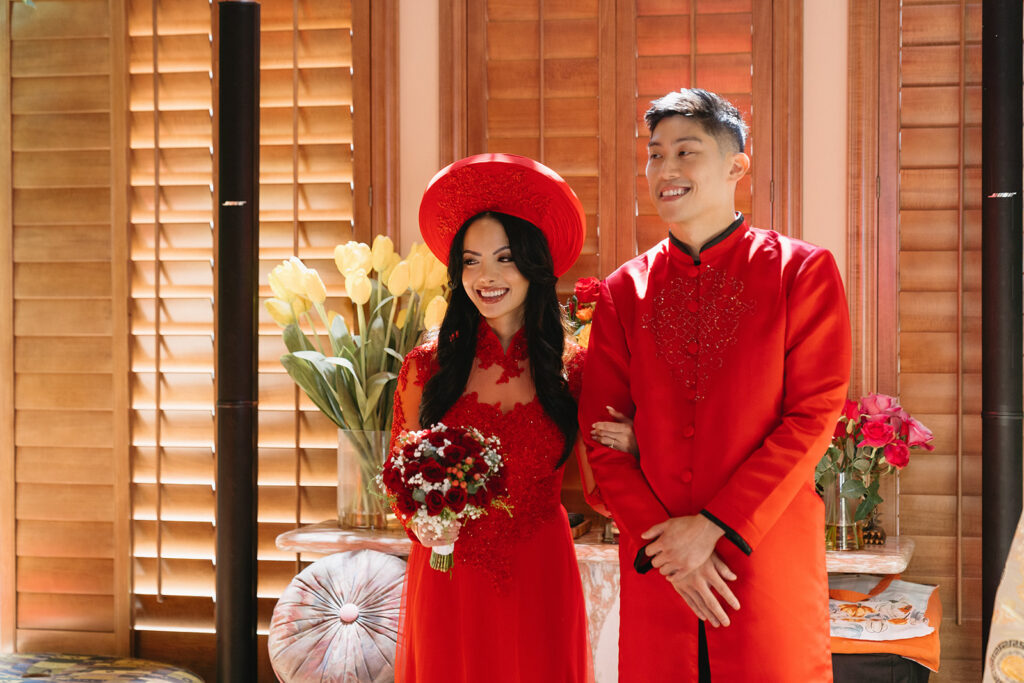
left=686, top=300, right=699, bottom=313
left=686, top=342, right=699, bottom=355
left=682, top=425, right=695, bottom=438
left=681, top=470, right=693, bottom=483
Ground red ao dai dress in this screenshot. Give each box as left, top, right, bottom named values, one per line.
left=390, top=320, right=592, bottom=683
left=580, top=219, right=852, bottom=682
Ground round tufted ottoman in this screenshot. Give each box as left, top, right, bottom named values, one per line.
left=268, top=549, right=407, bottom=683
left=0, top=653, right=203, bottom=681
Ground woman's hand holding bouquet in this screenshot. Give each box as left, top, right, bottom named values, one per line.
left=379, top=424, right=511, bottom=571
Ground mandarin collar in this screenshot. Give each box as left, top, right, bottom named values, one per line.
left=475, top=318, right=528, bottom=383
left=668, top=213, right=747, bottom=265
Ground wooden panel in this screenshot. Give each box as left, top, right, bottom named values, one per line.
left=17, top=557, right=114, bottom=595
left=16, top=483, right=115, bottom=521
left=16, top=521, right=115, bottom=559
left=16, top=447, right=115, bottom=485
left=17, top=593, right=114, bottom=632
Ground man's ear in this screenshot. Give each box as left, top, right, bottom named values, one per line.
left=727, top=152, right=751, bottom=182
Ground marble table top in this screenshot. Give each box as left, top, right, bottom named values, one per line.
left=276, top=520, right=621, bottom=563
left=278, top=521, right=914, bottom=573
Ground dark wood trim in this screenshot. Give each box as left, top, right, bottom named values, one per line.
left=597, top=0, right=617, bottom=277
left=0, top=0, right=14, bottom=654
left=771, top=0, right=802, bottom=239
left=846, top=0, right=880, bottom=399
left=751, top=0, right=773, bottom=230
left=465, top=0, right=487, bottom=154
left=614, top=0, right=636, bottom=264
left=438, top=0, right=467, bottom=166
left=370, top=0, right=399, bottom=243
left=876, top=0, right=899, bottom=397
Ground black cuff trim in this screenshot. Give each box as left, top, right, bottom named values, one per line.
left=634, top=545, right=654, bottom=574
left=701, top=509, right=752, bottom=556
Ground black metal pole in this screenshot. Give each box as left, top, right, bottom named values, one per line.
left=982, top=0, right=1023, bottom=652
left=216, top=2, right=260, bottom=681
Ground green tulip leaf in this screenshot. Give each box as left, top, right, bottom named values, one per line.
left=282, top=323, right=316, bottom=353
left=329, top=314, right=356, bottom=358
left=372, top=294, right=396, bottom=318
left=280, top=354, right=344, bottom=428
left=361, top=371, right=398, bottom=421
left=816, top=470, right=835, bottom=489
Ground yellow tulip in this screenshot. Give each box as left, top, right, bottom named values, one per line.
left=302, top=268, right=327, bottom=304
left=408, top=251, right=427, bottom=292
left=422, top=294, right=448, bottom=330
left=265, top=298, right=295, bottom=327
left=371, top=234, right=396, bottom=273
left=280, top=256, right=308, bottom=292
left=395, top=307, right=409, bottom=330
left=424, top=255, right=448, bottom=290
left=349, top=241, right=372, bottom=274
left=327, top=310, right=341, bottom=329
left=345, top=270, right=372, bottom=306
left=387, top=260, right=410, bottom=297
left=268, top=269, right=291, bottom=300
left=380, top=252, right=402, bottom=284
left=334, top=243, right=352, bottom=275
left=291, top=295, right=311, bottom=316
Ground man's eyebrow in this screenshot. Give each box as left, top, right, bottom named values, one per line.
left=648, top=136, right=703, bottom=148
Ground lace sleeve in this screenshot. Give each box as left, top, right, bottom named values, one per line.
left=389, top=342, right=437, bottom=448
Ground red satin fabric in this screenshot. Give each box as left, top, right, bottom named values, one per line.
left=579, top=221, right=851, bottom=682
left=391, top=323, right=592, bottom=683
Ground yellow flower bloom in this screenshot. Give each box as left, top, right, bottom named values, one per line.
left=408, top=251, right=427, bottom=292
left=371, top=234, right=395, bottom=273
left=345, top=270, right=372, bottom=306
left=268, top=269, right=291, bottom=300
left=265, top=298, right=295, bottom=327
left=380, top=252, right=401, bottom=284
left=291, top=295, right=311, bottom=316
left=422, top=294, right=448, bottom=330
left=576, top=323, right=591, bottom=348
left=387, top=260, right=410, bottom=297
left=275, top=256, right=308, bottom=294
left=424, top=253, right=448, bottom=290
left=302, top=268, right=327, bottom=304
left=395, top=307, right=409, bottom=330
left=334, top=241, right=372, bottom=277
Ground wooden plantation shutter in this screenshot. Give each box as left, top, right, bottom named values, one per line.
left=9, top=0, right=131, bottom=655
left=128, top=1, right=356, bottom=677
left=895, top=2, right=982, bottom=680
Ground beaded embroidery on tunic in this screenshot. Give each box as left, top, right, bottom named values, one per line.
left=641, top=264, right=754, bottom=400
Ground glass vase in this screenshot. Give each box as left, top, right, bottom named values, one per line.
left=823, top=471, right=864, bottom=551
left=337, top=429, right=390, bottom=529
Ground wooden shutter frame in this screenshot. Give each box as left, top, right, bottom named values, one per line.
left=0, top=0, right=14, bottom=656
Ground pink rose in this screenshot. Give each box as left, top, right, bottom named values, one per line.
left=883, top=441, right=910, bottom=469
left=857, top=420, right=895, bottom=448
left=905, top=416, right=935, bottom=450
left=574, top=277, right=602, bottom=304
left=860, top=393, right=901, bottom=417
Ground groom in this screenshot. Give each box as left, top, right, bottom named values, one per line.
left=580, top=89, right=851, bottom=682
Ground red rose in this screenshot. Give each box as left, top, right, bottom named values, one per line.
left=841, top=399, right=860, bottom=421
left=403, top=442, right=418, bottom=458
left=395, top=492, right=417, bottom=515
left=420, top=459, right=445, bottom=483
left=445, top=486, right=468, bottom=513
left=470, top=458, right=488, bottom=475
left=883, top=441, right=910, bottom=469
left=425, top=490, right=445, bottom=515
left=404, top=459, right=422, bottom=478
left=427, top=432, right=448, bottom=448
left=857, top=420, right=895, bottom=448
left=381, top=466, right=403, bottom=494
left=574, top=277, right=601, bottom=304
left=442, top=444, right=466, bottom=465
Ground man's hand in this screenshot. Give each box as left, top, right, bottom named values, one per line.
left=641, top=514, right=725, bottom=577
left=669, top=552, right=741, bottom=628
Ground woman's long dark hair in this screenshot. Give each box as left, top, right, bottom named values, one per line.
left=419, top=211, right=578, bottom=466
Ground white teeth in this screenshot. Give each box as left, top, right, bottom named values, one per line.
left=479, top=288, right=508, bottom=300
left=661, top=187, right=689, bottom=198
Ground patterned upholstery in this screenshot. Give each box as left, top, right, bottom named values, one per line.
left=268, top=549, right=406, bottom=683
left=0, top=653, right=203, bottom=681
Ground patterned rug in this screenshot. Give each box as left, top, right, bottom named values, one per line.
left=0, top=653, right=203, bottom=682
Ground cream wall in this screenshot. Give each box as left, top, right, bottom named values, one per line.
left=396, top=1, right=850, bottom=278
left=398, top=0, right=440, bottom=253
left=802, top=0, right=849, bottom=283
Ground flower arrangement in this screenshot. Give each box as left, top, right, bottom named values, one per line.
left=815, top=393, right=935, bottom=522
left=379, top=424, right=511, bottom=571
left=567, top=277, right=601, bottom=348
left=264, top=236, right=449, bottom=434
left=264, top=236, right=450, bottom=527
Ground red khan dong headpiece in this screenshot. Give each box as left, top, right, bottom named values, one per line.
left=418, top=154, right=586, bottom=278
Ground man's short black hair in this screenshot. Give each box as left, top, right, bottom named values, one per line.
left=644, top=89, right=748, bottom=154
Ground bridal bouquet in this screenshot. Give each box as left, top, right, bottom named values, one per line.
left=379, top=424, right=511, bottom=571
left=566, top=276, right=601, bottom=348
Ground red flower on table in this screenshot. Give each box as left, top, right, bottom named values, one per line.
left=857, top=420, right=895, bottom=448
left=905, top=417, right=935, bottom=451
left=883, top=441, right=910, bottom=469
left=574, top=277, right=601, bottom=304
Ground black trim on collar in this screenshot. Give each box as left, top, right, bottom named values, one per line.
left=668, top=213, right=745, bottom=265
